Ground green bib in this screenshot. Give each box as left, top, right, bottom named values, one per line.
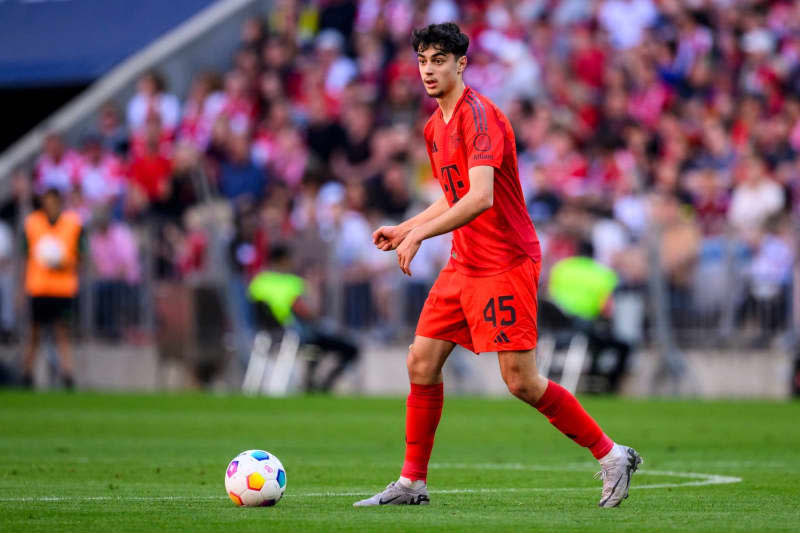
left=248, top=271, right=305, bottom=325
left=548, top=257, right=617, bottom=320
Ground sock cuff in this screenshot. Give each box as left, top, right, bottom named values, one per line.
left=409, top=382, right=444, bottom=397
left=533, top=379, right=565, bottom=413
left=401, top=460, right=427, bottom=482
left=408, top=382, right=444, bottom=409
left=592, top=436, right=615, bottom=460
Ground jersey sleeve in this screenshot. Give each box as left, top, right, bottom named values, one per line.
left=462, top=95, right=503, bottom=169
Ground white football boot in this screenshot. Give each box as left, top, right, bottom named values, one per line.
left=353, top=480, right=430, bottom=507
left=596, top=445, right=643, bottom=508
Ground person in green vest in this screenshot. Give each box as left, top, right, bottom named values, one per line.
left=547, top=243, right=631, bottom=393
left=548, top=254, right=617, bottom=322
left=248, top=244, right=359, bottom=392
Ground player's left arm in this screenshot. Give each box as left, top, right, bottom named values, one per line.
left=395, top=165, right=494, bottom=275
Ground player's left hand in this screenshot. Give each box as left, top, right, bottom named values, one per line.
left=396, top=229, right=422, bottom=276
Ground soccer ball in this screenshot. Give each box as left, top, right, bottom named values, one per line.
left=35, top=235, right=65, bottom=268
left=224, top=450, right=286, bottom=507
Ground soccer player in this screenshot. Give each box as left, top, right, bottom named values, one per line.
left=354, top=23, right=642, bottom=508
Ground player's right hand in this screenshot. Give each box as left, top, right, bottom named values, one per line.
left=372, top=225, right=407, bottom=251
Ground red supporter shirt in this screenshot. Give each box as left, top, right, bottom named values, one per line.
left=424, top=86, right=541, bottom=276
left=129, top=152, right=172, bottom=201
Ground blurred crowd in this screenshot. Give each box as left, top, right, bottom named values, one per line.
left=3, top=0, right=800, bottom=346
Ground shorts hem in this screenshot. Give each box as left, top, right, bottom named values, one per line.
left=474, top=343, right=537, bottom=355
left=414, top=330, right=475, bottom=354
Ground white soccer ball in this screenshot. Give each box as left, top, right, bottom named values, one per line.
left=35, top=235, right=65, bottom=268
left=224, top=449, right=286, bottom=507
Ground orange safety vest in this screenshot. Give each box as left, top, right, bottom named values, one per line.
left=24, top=210, right=82, bottom=297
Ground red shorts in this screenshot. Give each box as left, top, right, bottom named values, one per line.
left=416, top=258, right=541, bottom=354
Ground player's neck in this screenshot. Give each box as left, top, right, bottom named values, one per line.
left=438, top=80, right=466, bottom=124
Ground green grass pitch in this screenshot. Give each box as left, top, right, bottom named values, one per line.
left=1, top=391, right=798, bottom=532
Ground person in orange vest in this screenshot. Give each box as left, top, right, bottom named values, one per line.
left=21, top=188, right=84, bottom=389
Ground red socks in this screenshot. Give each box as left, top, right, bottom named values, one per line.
left=399, top=380, right=612, bottom=482
left=400, top=382, right=444, bottom=481
left=534, top=380, right=614, bottom=459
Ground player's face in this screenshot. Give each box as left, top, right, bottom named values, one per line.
left=417, top=46, right=465, bottom=99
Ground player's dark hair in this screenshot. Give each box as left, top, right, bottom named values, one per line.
left=411, top=23, right=469, bottom=58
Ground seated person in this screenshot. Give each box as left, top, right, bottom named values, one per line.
left=546, top=244, right=631, bottom=393
left=248, top=245, right=359, bottom=392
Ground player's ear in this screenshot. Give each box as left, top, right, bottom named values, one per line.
left=457, top=55, right=467, bottom=75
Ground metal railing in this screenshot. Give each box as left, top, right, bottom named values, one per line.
left=6, top=189, right=798, bottom=393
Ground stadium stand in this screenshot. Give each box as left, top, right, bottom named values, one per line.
left=1, top=0, right=798, bottom=394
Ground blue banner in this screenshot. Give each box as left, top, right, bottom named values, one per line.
left=0, top=0, right=217, bottom=87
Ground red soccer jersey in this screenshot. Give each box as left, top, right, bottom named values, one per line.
left=424, top=86, right=541, bottom=276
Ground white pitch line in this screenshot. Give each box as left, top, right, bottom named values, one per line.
left=298, top=468, right=742, bottom=497
left=0, top=464, right=741, bottom=503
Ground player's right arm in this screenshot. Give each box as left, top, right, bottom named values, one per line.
left=372, top=195, right=448, bottom=251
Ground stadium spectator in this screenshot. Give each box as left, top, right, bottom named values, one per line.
left=315, top=29, right=358, bottom=101
left=151, top=142, right=203, bottom=223
left=88, top=209, right=141, bottom=339
left=741, top=213, right=795, bottom=346
left=260, top=34, right=295, bottom=81
left=318, top=0, right=357, bottom=43
left=34, top=133, right=81, bottom=194
left=240, top=16, right=266, bottom=52
left=178, top=72, right=225, bottom=150
left=304, top=96, right=347, bottom=165
left=570, top=25, right=606, bottom=90
left=230, top=205, right=269, bottom=277
left=598, top=0, right=658, bottom=50
left=687, top=167, right=729, bottom=237
left=0, top=170, right=31, bottom=343
left=218, top=70, right=257, bottom=136
left=233, top=46, right=263, bottom=88
left=227, top=203, right=268, bottom=365
left=728, top=155, right=785, bottom=237
left=75, top=135, right=126, bottom=213
left=0, top=169, right=29, bottom=230
left=126, top=71, right=181, bottom=137
left=127, top=116, right=173, bottom=214
left=330, top=181, right=382, bottom=328
left=253, top=105, right=308, bottom=189
left=95, top=101, right=129, bottom=156
left=256, top=69, right=286, bottom=113
left=218, top=134, right=267, bottom=202
left=331, top=103, right=375, bottom=181
left=380, top=62, right=420, bottom=127
left=366, top=151, right=413, bottom=220
left=0, top=171, right=30, bottom=340
left=0, top=219, right=13, bottom=342
left=693, top=122, right=737, bottom=179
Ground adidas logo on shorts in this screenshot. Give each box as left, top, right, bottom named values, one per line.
left=495, top=331, right=510, bottom=344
